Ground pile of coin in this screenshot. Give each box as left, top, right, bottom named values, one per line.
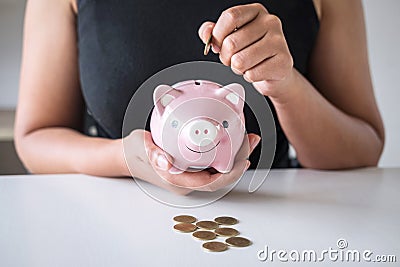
left=173, top=215, right=251, bottom=252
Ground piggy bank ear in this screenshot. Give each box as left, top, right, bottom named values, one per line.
left=153, top=84, right=175, bottom=114
left=223, top=83, right=245, bottom=112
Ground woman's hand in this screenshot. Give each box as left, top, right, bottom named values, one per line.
left=123, top=129, right=192, bottom=195
left=123, top=129, right=260, bottom=194
left=156, top=133, right=260, bottom=192
left=198, top=3, right=294, bottom=102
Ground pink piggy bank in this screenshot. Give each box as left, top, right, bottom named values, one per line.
left=150, top=80, right=246, bottom=174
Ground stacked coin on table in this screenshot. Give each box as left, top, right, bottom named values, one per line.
left=172, top=215, right=251, bottom=252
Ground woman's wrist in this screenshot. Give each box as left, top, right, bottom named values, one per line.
left=261, top=68, right=303, bottom=107
left=112, top=138, right=131, bottom=177
left=73, top=136, right=131, bottom=177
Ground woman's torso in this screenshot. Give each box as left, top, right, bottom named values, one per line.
left=76, top=0, right=319, bottom=168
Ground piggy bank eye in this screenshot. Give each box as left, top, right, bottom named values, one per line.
left=171, top=120, right=179, bottom=128
left=222, top=120, right=229, bottom=128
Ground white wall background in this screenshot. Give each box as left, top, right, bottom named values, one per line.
left=0, top=0, right=399, bottom=166
left=363, top=0, right=400, bottom=167
left=0, top=0, right=25, bottom=109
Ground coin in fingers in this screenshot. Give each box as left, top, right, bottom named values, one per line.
left=203, top=34, right=212, bottom=56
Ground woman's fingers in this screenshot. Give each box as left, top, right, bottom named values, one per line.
left=142, top=131, right=210, bottom=189
left=230, top=34, right=276, bottom=74
left=159, top=169, right=222, bottom=188
left=198, top=21, right=221, bottom=53
left=182, top=134, right=259, bottom=192
left=197, top=4, right=294, bottom=97
left=235, top=133, right=261, bottom=162
left=248, top=133, right=261, bottom=155
left=123, top=130, right=193, bottom=195
left=219, top=14, right=268, bottom=67
left=142, top=131, right=173, bottom=171
left=196, top=134, right=260, bottom=192
left=212, top=4, right=263, bottom=50
left=198, top=21, right=214, bottom=43
left=142, top=130, right=261, bottom=191
left=195, top=159, right=251, bottom=192
left=244, top=52, right=293, bottom=83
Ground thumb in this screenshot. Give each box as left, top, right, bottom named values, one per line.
left=198, top=21, right=215, bottom=44
left=247, top=133, right=261, bottom=154
left=143, top=131, right=173, bottom=171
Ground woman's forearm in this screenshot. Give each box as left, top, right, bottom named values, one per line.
left=15, top=128, right=129, bottom=177
left=271, top=69, right=384, bottom=169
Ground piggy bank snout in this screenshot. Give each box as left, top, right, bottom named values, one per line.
left=184, top=119, right=220, bottom=147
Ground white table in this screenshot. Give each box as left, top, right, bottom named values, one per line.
left=1, top=168, right=399, bottom=266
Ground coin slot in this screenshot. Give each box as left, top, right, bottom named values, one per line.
left=195, top=81, right=201, bottom=85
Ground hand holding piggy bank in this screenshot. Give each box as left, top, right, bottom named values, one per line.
left=150, top=80, right=246, bottom=174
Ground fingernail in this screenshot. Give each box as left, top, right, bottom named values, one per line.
left=250, top=136, right=261, bottom=150
left=246, top=160, right=251, bottom=170
left=243, top=74, right=252, bottom=83
left=156, top=155, right=169, bottom=170
left=231, top=67, right=243, bottom=75
left=211, top=44, right=220, bottom=53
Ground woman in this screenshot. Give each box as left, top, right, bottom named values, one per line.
left=15, top=0, right=384, bottom=194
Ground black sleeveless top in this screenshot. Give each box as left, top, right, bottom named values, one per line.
left=77, top=0, right=319, bottom=168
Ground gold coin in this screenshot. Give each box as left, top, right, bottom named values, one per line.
left=202, top=241, right=228, bottom=252
left=215, top=227, right=239, bottom=237
left=214, top=216, right=238, bottom=225
left=225, top=236, right=252, bottom=247
left=173, top=223, right=197, bottom=233
left=192, top=231, right=216, bottom=241
left=173, top=215, right=197, bottom=223
left=203, top=34, right=212, bottom=56
left=196, top=220, right=219, bottom=230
